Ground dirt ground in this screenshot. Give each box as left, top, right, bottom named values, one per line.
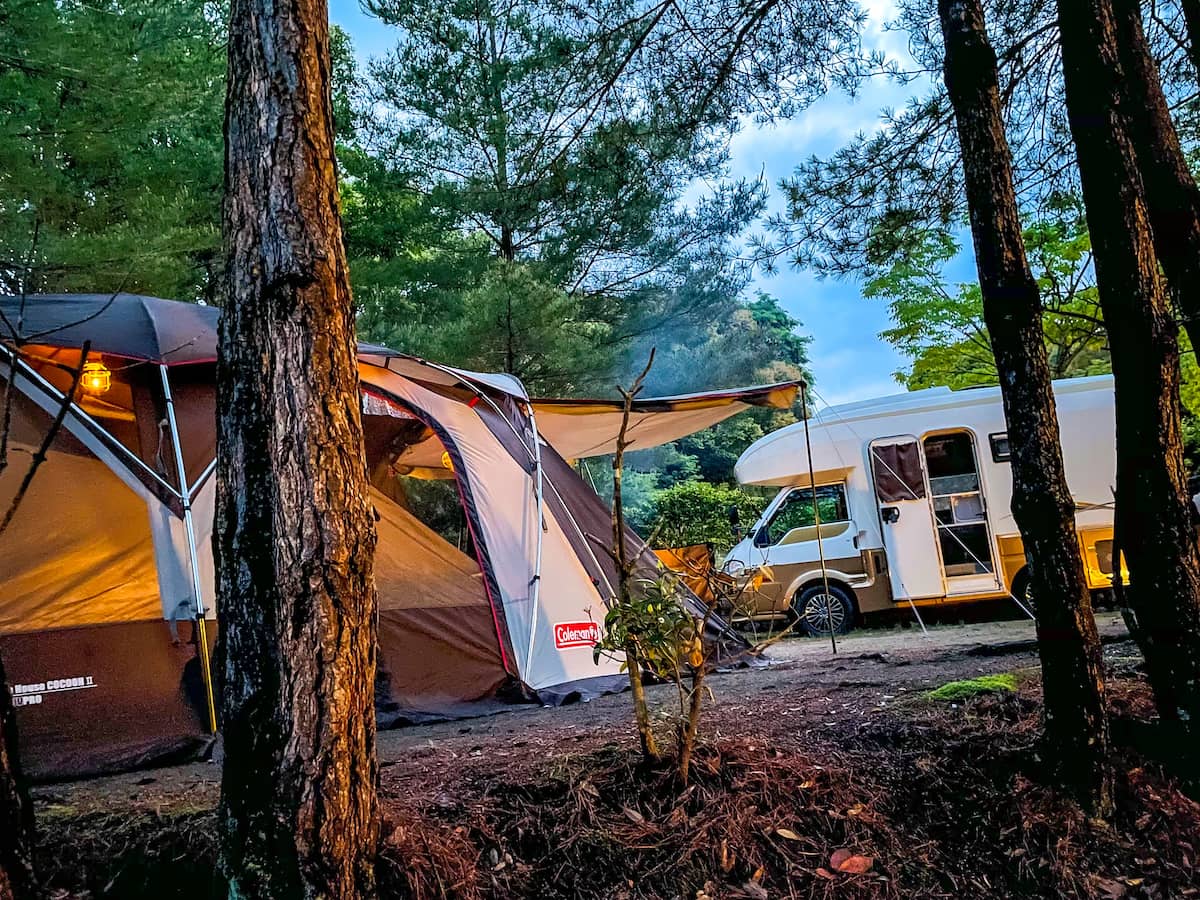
left=34, top=610, right=1200, bottom=900
left=36, top=612, right=1132, bottom=813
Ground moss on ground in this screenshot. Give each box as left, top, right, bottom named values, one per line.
left=926, top=673, right=1018, bottom=702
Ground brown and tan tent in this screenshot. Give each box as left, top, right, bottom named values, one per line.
left=0, top=294, right=796, bottom=779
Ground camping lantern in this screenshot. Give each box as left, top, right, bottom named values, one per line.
left=81, top=360, right=111, bottom=394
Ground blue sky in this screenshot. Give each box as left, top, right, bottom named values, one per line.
left=328, top=0, right=963, bottom=405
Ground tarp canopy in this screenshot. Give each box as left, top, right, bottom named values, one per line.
left=530, top=383, right=799, bottom=460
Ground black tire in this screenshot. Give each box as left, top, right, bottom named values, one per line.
left=1011, top=567, right=1037, bottom=617
left=791, top=583, right=856, bottom=637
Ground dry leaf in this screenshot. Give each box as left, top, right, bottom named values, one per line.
left=776, top=828, right=803, bottom=841
left=741, top=880, right=769, bottom=900
left=815, top=868, right=836, bottom=880
left=622, top=806, right=646, bottom=825
left=719, top=839, right=736, bottom=873
left=830, top=849, right=874, bottom=874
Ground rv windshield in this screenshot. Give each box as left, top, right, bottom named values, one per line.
left=756, top=484, right=849, bottom=546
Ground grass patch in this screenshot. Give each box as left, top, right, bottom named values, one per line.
left=926, top=673, right=1017, bottom=702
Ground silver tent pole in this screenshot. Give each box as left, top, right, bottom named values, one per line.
left=2, top=346, right=178, bottom=497
left=392, top=360, right=549, bottom=684
left=158, top=365, right=218, bottom=734
left=521, top=402, right=547, bottom=682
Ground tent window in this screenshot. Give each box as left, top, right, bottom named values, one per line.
left=871, top=440, right=926, bottom=502
left=756, top=484, right=849, bottom=546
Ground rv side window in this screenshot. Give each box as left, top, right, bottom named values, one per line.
left=989, top=432, right=1011, bottom=462
left=757, top=484, right=849, bottom=545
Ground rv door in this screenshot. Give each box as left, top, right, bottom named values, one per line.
left=870, top=437, right=944, bottom=600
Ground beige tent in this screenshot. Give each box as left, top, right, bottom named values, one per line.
left=1, top=294, right=797, bottom=778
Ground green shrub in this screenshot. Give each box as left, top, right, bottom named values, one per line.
left=630, top=481, right=766, bottom=554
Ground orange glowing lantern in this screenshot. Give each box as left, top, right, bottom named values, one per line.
left=81, top=361, right=111, bottom=394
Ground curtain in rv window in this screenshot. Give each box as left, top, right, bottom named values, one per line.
left=871, top=440, right=926, bottom=502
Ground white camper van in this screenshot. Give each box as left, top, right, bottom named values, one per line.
left=725, top=375, right=1121, bottom=635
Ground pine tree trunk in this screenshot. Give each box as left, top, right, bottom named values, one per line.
left=218, top=0, right=380, bottom=896
left=938, top=0, right=1111, bottom=813
left=1107, top=0, right=1200, bottom=351
left=0, top=653, right=37, bottom=900
left=1057, top=0, right=1200, bottom=730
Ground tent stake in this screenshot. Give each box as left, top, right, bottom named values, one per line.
left=159, top=365, right=218, bottom=735
left=800, top=381, right=837, bottom=655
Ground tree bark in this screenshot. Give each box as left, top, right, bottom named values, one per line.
left=0, top=653, right=37, bottom=900
left=218, top=0, right=380, bottom=896
left=1057, top=0, right=1200, bottom=730
left=938, top=0, right=1111, bottom=814
left=1107, top=0, right=1200, bottom=352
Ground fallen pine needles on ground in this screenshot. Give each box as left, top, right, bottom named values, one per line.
left=33, top=674, right=1200, bottom=900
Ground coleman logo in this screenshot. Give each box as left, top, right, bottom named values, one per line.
left=554, top=621, right=600, bottom=649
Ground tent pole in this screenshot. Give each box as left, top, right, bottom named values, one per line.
left=522, top=402, right=547, bottom=683
left=2, top=346, right=178, bottom=497
left=159, top=365, right=218, bottom=735
left=412, top=360, right=550, bottom=681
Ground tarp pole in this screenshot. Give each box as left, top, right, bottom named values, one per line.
left=522, top=402, right=547, bottom=681
left=800, top=381, right=837, bottom=655
left=159, top=365, right=218, bottom=735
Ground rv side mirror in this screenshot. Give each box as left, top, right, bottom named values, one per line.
left=881, top=506, right=900, bottom=524
left=727, top=504, right=741, bottom=538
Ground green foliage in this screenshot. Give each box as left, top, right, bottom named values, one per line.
left=670, top=417, right=767, bottom=486
left=864, top=202, right=1110, bottom=388
left=0, top=0, right=226, bottom=299
left=926, top=674, right=1018, bottom=702
left=770, top=3, right=1198, bottom=280
left=592, top=575, right=697, bottom=676
left=354, top=0, right=775, bottom=393
left=628, top=481, right=766, bottom=554
left=430, top=262, right=617, bottom=394
left=639, top=293, right=812, bottom=399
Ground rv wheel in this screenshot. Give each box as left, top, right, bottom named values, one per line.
left=1011, top=568, right=1037, bottom=618
left=792, top=584, right=855, bottom=637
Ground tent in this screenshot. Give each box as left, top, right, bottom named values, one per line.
left=0, top=294, right=797, bottom=779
